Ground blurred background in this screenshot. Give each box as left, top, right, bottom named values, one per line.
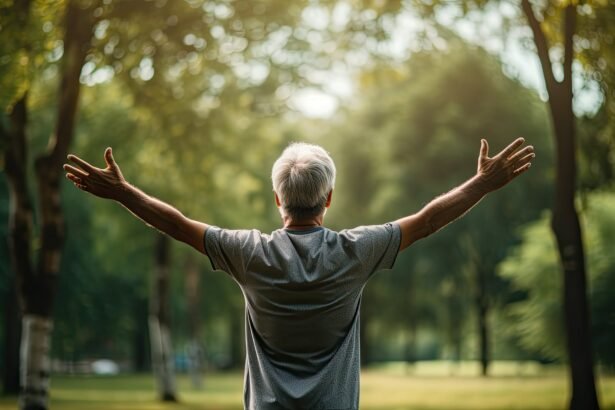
left=1, top=0, right=614, bottom=409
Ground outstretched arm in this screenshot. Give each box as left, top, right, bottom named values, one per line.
left=63, top=148, right=207, bottom=254
left=395, top=137, right=535, bottom=251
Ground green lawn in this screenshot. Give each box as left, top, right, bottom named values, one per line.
left=1, top=363, right=614, bottom=409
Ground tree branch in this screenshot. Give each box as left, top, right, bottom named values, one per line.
left=563, top=4, right=575, bottom=88
left=521, top=0, right=558, bottom=93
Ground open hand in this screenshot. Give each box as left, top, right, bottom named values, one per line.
left=64, top=147, right=126, bottom=200
left=477, top=137, right=535, bottom=192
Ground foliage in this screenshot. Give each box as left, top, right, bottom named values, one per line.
left=1, top=0, right=612, bottom=374
left=326, top=36, right=553, bottom=362
left=499, top=191, right=615, bottom=366
left=0, top=0, right=65, bottom=113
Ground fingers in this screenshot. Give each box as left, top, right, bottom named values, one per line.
left=104, top=147, right=116, bottom=169
left=508, top=144, right=534, bottom=161
left=515, top=152, right=535, bottom=168
left=65, top=173, right=89, bottom=192
left=513, top=162, right=532, bottom=176
left=63, top=163, right=88, bottom=177
left=480, top=139, right=489, bottom=159
left=498, top=137, right=525, bottom=159
left=67, top=154, right=96, bottom=173
left=65, top=172, right=83, bottom=184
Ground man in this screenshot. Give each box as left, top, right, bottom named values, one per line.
left=64, top=137, right=534, bottom=409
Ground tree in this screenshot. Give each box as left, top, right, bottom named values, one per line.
left=404, top=0, right=607, bottom=405
left=149, top=234, right=177, bottom=401
left=520, top=2, right=598, bottom=407
left=2, top=2, right=94, bottom=408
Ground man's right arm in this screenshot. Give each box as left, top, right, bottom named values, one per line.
left=64, top=148, right=208, bottom=254
left=114, top=183, right=208, bottom=254
left=395, top=137, right=535, bottom=251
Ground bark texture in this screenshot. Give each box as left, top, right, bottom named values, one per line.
left=19, top=316, right=53, bottom=409
left=2, top=2, right=93, bottom=408
left=521, top=2, right=599, bottom=409
left=149, top=234, right=178, bottom=402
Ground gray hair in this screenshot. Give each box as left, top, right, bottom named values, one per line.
left=272, top=143, right=336, bottom=220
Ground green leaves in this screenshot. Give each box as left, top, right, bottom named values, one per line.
left=0, top=0, right=65, bottom=112
left=499, top=192, right=615, bottom=365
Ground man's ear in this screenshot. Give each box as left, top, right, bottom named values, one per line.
left=325, top=190, right=333, bottom=208
left=274, top=192, right=281, bottom=207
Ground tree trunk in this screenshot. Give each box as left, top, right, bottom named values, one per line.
left=477, top=299, right=489, bottom=377
left=185, top=255, right=204, bottom=389
left=149, top=234, right=177, bottom=402
left=3, top=279, right=22, bottom=395
left=19, top=316, right=53, bottom=410
left=1, top=22, right=27, bottom=395
left=474, top=261, right=491, bottom=377
left=132, top=297, right=149, bottom=372
left=4, top=95, right=54, bottom=410
left=1, top=2, right=91, bottom=407
left=549, top=68, right=600, bottom=410
left=521, top=3, right=599, bottom=408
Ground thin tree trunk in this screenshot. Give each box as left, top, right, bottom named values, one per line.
left=185, top=255, right=204, bottom=389
left=521, top=3, right=599, bottom=408
left=477, top=299, right=489, bottom=377
left=133, top=297, right=149, bottom=372
left=149, top=233, right=177, bottom=402
left=3, top=278, right=22, bottom=395
left=475, top=268, right=489, bottom=377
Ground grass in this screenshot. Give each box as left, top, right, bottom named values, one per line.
left=1, top=362, right=614, bottom=409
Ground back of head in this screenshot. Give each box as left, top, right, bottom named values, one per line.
left=272, top=143, right=336, bottom=220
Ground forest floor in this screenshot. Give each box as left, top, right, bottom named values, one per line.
left=1, top=363, right=614, bottom=409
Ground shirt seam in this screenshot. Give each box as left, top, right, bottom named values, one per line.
left=388, top=221, right=402, bottom=269
left=203, top=227, right=218, bottom=271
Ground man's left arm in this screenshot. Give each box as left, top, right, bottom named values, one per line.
left=64, top=148, right=208, bottom=254
left=395, top=137, right=535, bottom=251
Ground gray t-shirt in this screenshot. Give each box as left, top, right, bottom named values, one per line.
left=204, top=223, right=401, bottom=410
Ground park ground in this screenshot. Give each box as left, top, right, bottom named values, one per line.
left=1, top=362, right=614, bottom=410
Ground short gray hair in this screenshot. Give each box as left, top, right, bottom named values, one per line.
left=272, top=143, right=336, bottom=220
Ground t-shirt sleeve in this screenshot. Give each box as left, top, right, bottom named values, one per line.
left=204, top=226, right=260, bottom=283
left=342, top=222, right=401, bottom=278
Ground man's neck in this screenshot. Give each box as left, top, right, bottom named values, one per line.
left=283, top=215, right=324, bottom=230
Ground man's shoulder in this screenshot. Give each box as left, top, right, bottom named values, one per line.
left=339, top=222, right=400, bottom=238
left=206, top=226, right=269, bottom=247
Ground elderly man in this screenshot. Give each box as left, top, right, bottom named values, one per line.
left=64, top=137, right=534, bottom=409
